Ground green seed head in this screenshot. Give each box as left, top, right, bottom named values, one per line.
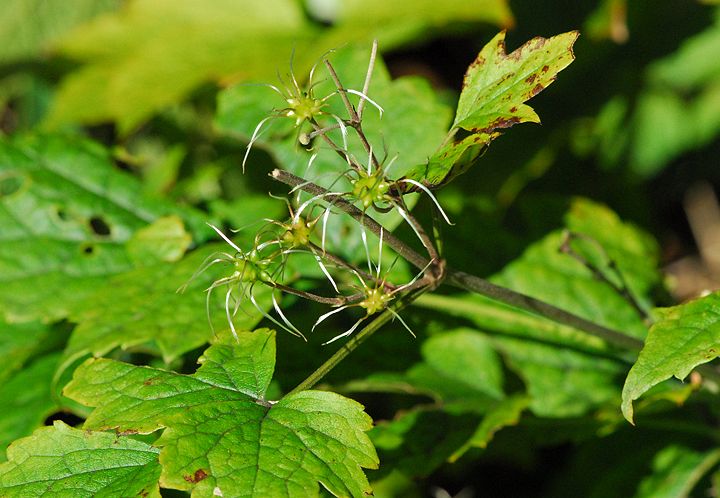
left=286, top=95, right=324, bottom=125
left=233, top=251, right=274, bottom=284
left=352, top=172, right=390, bottom=209
left=360, top=286, right=393, bottom=315
left=282, top=217, right=313, bottom=247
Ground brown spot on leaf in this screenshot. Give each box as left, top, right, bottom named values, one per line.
left=474, top=116, right=521, bottom=135
left=118, top=429, right=139, bottom=436
left=138, top=490, right=149, bottom=498
left=184, top=469, right=209, bottom=483
left=510, top=106, right=517, bottom=113
left=542, top=65, right=550, bottom=73
left=525, top=74, right=537, bottom=85
left=530, top=84, right=544, bottom=97
left=464, top=56, right=486, bottom=88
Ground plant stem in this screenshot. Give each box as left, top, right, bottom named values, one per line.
left=324, top=58, right=380, bottom=170
left=287, top=289, right=423, bottom=395
left=271, top=168, right=645, bottom=351
left=272, top=169, right=428, bottom=269
left=444, top=269, right=645, bottom=350
left=274, top=172, right=720, bottom=389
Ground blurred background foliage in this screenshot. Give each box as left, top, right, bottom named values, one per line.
left=3, top=0, right=720, bottom=496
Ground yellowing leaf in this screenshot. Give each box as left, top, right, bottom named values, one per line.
left=405, top=30, right=579, bottom=188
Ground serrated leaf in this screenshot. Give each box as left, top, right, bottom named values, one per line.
left=64, top=329, right=378, bottom=497
left=404, top=30, right=578, bottom=188
left=59, top=243, right=269, bottom=378
left=0, top=134, right=208, bottom=323
left=418, top=199, right=659, bottom=417
left=634, top=445, right=720, bottom=498
left=0, top=421, right=161, bottom=497
left=622, top=292, right=720, bottom=422
left=0, top=353, right=60, bottom=461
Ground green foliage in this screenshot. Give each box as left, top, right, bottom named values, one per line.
left=635, top=446, right=720, bottom=498
left=404, top=30, right=579, bottom=188
left=622, top=292, right=720, bottom=422
left=44, top=0, right=510, bottom=134
left=65, top=329, right=378, bottom=497
left=0, top=134, right=207, bottom=323
left=0, top=0, right=119, bottom=65
left=4, top=3, right=720, bottom=497
left=418, top=199, right=657, bottom=417
left=0, top=421, right=161, bottom=497
left=58, top=243, right=269, bottom=378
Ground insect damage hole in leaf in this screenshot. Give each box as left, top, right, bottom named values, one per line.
left=88, top=215, right=111, bottom=236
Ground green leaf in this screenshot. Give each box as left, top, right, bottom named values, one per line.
left=45, top=0, right=315, bottom=133
left=0, top=134, right=208, bottom=323
left=370, top=409, right=479, bottom=478
left=418, top=199, right=658, bottom=417
left=634, top=445, right=720, bottom=498
left=622, top=292, right=720, bottom=422
left=126, top=215, right=192, bottom=265
left=0, top=0, right=119, bottom=65
left=0, top=421, right=161, bottom=497
left=410, top=328, right=505, bottom=403
left=448, top=394, right=529, bottom=462
left=0, top=353, right=60, bottom=461
left=343, top=328, right=504, bottom=407
left=404, top=30, right=579, bottom=188
left=345, top=328, right=523, bottom=465
left=64, top=329, right=378, bottom=497
left=0, top=321, right=51, bottom=383
left=316, top=0, right=513, bottom=47
left=59, top=243, right=269, bottom=377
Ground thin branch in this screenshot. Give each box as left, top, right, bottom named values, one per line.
left=269, top=282, right=349, bottom=306
left=272, top=172, right=720, bottom=388
left=323, top=58, right=380, bottom=170
left=560, top=230, right=650, bottom=321
left=443, top=269, right=644, bottom=350
left=287, top=288, right=424, bottom=394
left=272, top=169, right=428, bottom=269
left=357, top=40, right=378, bottom=119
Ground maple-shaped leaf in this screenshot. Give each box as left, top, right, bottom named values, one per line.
left=64, top=329, right=378, bottom=498
left=404, top=30, right=579, bottom=188
left=0, top=421, right=161, bottom=497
